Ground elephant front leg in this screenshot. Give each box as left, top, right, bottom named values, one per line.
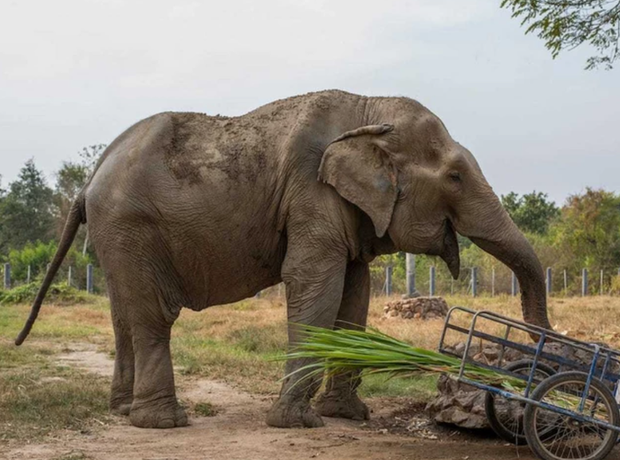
left=266, top=244, right=347, bottom=428
left=315, top=260, right=370, bottom=421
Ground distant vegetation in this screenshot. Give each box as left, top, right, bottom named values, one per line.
left=1, top=149, right=619, bottom=297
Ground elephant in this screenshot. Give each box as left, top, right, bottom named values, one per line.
left=15, top=90, right=551, bottom=429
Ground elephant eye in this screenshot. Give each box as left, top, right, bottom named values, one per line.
left=448, top=171, right=461, bottom=182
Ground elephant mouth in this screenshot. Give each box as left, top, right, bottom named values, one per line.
left=439, top=219, right=460, bottom=280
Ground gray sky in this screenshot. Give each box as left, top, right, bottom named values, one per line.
left=1, top=0, right=618, bottom=205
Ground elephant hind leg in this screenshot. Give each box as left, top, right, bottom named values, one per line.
left=110, top=316, right=135, bottom=416
left=107, top=278, right=135, bottom=415
left=128, top=287, right=188, bottom=429
left=103, top=257, right=188, bottom=428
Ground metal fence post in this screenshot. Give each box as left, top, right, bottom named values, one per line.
left=600, top=269, right=604, bottom=296
left=429, top=266, right=436, bottom=296
left=3, top=263, right=10, bottom=290
left=546, top=267, right=552, bottom=296
left=86, top=264, right=94, bottom=294
left=511, top=271, right=518, bottom=297
left=27, top=265, right=31, bottom=284
left=68, top=266, right=73, bottom=287
left=406, top=253, right=416, bottom=297
left=471, top=267, right=478, bottom=297
left=385, top=266, right=393, bottom=296
left=582, top=268, right=588, bottom=297
left=491, top=267, right=495, bottom=297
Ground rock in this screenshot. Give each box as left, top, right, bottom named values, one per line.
left=425, top=374, right=489, bottom=429
left=427, top=339, right=617, bottom=429
left=383, top=297, right=449, bottom=320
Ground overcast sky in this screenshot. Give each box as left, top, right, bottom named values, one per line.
left=0, top=0, right=618, bottom=205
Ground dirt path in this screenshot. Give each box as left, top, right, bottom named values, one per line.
left=3, top=345, right=541, bottom=460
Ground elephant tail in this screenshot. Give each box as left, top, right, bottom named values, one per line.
left=15, top=193, right=86, bottom=346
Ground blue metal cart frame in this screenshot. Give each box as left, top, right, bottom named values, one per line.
left=438, top=306, right=620, bottom=459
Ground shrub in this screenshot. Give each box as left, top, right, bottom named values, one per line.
left=0, top=282, right=93, bottom=305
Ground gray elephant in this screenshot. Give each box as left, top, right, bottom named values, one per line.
left=16, top=90, right=551, bottom=429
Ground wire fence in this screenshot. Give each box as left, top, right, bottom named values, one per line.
left=370, top=262, right=620, bottom=298
left=2, top=259, right=620, bottom=299
left=1, top=263, right=106, bottom=295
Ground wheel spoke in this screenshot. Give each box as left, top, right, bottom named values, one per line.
left=525, top=372, right=619, bottom=460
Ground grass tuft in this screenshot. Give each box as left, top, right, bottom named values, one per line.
left=194, top=402, right=218, bottom=417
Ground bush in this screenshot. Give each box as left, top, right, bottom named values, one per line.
left=3, top=241, right=98, bottom=291
left=0, top=282, right=93, bottom=305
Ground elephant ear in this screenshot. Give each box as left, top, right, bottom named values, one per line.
left=318, top=124, right=398, bottom=238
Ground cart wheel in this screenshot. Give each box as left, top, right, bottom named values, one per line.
left=523, top=371, right=619, bottom=460
left=485, top=360, right=556, bottom=445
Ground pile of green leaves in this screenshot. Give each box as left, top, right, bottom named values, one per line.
left=285, top=325, right=523, bottom=390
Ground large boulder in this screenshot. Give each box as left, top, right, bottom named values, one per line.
left=383, top=296, right=449, bottom=320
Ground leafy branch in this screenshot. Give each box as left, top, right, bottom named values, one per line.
left=501, top=0, right=620, bottom=69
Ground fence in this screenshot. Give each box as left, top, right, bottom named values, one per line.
left=1, top=263, right=103, bottom=294
left=372, top=255, right=620, bottom=298
left=2, top=257, right=620, bottom=299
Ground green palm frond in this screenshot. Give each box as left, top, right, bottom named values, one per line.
left=283, top=325, right=525, bottom=390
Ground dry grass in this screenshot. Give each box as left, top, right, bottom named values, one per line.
left=0, top=339, right=111, bottom=443
left=2, top=292, right=620, bottom=442
left=371, top=295, right=620, bottom=350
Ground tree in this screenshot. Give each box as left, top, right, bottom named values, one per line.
left=501, top=191, right=560, bottom=235
left=53, top=144, right=106, bottom=244
left=551, top=188, right=620, bottom=271
left=501, top=0, right=620, bottom=69
left=0, top=160, right=55, bottom=252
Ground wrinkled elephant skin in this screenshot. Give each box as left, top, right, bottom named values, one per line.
left=16, top=90, right=550, bottom=429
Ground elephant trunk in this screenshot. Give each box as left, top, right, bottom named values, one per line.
left=453, top=183, right=552, bottom=332
left=469, top=221, right=552, bottom=332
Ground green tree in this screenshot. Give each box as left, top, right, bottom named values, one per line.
left=501, top=0, right=620, bottom=69
left=54, top=144, right=106, bottom=241
left=0, top=160, right=55, bottom=253
left=501, top=191, right=560, bottom=235
left=551, top=188, right=620, bottom=271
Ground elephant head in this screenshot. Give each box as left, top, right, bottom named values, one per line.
left=318, top=98, right=551, bottom=330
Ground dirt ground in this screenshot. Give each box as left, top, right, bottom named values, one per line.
left=0, top=343, right=549, bottom=460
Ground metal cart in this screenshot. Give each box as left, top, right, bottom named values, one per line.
left=439, top=306, right=620, bottom=460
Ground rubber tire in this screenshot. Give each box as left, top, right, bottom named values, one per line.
left=485, top=360, right=556, bottom=445
left=523, top=371, right=620, bottom=460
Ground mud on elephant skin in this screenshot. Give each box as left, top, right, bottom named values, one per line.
left=15, top=90, right=551, bottom=429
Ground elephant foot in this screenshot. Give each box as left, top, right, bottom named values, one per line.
left=110, top=394, right=133, bottom=416
left=129, top=398, right=189, bottom=429
left=110, top=402, right=132, bottom=416
left=266, top=396, right=324, bottom=428
left=315, top=391, right=370, bottom=421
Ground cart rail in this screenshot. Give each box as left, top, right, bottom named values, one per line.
left=439, top=306, right=620, bottom=460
